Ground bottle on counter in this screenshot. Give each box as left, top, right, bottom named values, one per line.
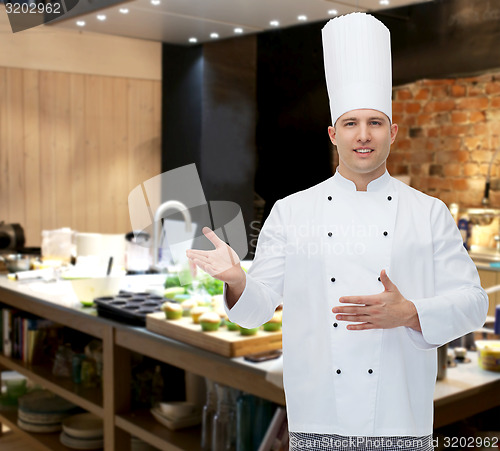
left=151, top=365, right=164, bottom=406
left=212, top=383, right=237, bottom=451
left=457, top=214, right=470, bottom=250
left=236, top=392, right=254, bottom=451
left=202, top=378, right=217, bottom=450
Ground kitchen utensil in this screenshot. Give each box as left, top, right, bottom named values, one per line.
left=106, top=257, right=113, bottom=276
left=146, top=312, right=282, bottom=357
left=62, top=413, right=103, bottom=439
left=125, top=231, right=152, bottom=274
left=93, top=292, right=164, bottom=325
left=0, top=222, right=25, bottom=250
left=59, top=431, right=104, bottom=450
left=0, top=253, right=37, bottom=272
left=159, top=401, right=195, bottom=418
left=151, top=405, right=201, bottom=431
left=68, top=276, right=123, bottom=306
left=41, top=228, right=74, bottom=263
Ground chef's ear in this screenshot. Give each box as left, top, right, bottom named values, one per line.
left=390, top=122, right=398, bottom=144
left=328, top=126, right=337, bottom=146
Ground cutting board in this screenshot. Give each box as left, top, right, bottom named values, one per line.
left=146, top=312, right=282, bottom=357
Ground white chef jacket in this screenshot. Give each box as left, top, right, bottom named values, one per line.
left=224, top=170, right=488, bottom=437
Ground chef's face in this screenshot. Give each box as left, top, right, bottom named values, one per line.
left=328, top=109, right=398, bottom=186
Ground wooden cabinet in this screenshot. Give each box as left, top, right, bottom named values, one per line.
left=0, top=281, right=284, bottom=450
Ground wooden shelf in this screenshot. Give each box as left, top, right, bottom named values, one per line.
left=115, top=326, right=286, bottom=406
left=0, top=354, right=103, bottom=417
left=116, top=410, right=202, bottom=451
left=0, top=408, right=72, bottom=451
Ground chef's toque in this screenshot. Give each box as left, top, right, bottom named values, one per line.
left=322, top=12, right=392, bottom=126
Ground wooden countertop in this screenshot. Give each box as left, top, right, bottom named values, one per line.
left=434, top=352, right=500, bottom=428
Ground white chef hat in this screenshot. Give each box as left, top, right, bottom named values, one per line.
left=322, top=12, right=392, bottom=125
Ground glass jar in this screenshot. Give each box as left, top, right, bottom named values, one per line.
left=212, top=383, right=237, bottom=451
left=236, top=392, right=254, bottom=451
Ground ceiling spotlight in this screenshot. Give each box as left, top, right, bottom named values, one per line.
left=189, top=37, right=197, bottom=43
left=328, top=9, right=338, bottom=15
left=210, top=32, right=219, bottom=39
left=379, top=0, right=390, bottom=4
left=270, top=20, right=279, bottom=27
left=151, top=0, right=160, bottom=5
left=97, top=14, right=106, bottom=21
left=234, top=28, right=243, bottom=34
left=119, top=8, right=129, bottom=14
left=76, top=20, right=85, bottom=26
left=298, top=15, right=307, bottom=21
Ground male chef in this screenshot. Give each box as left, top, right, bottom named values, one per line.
left=187, top=12, right=488, bottom=451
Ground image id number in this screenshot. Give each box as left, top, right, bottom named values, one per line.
left=443, top=436, right=499, bottom=448
left=5, top=1, right=61, bottom=14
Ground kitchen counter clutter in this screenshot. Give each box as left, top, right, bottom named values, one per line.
left=0, top=275, right=500, bottom=450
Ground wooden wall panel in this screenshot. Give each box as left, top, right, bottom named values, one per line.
left=23, top=70, right=41, bottom=247
left=83, top=75, right=102, bottom=234
left=53, top=72, right=72, bottom=233
left=69, top=74, right=86, bottom=234
left=0, top=68, right=7, bottom=221
left=39, top=71, right=58, bottom=231
left=0, top=67, right=161, bottom=247
left=111, top=78, right=130, bottom=235
left=6, top=69, right=25, bottom=229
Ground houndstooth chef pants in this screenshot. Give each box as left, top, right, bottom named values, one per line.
left=289, top=432, right=434, bottom=450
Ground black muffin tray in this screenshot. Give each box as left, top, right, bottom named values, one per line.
left=94, top=291, right=166, bottom=326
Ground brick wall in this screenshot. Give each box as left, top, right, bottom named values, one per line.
left=388, top=71, right=500, bottom=208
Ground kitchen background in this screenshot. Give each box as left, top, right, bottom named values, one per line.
left=1, top=0, right=500, bottom=253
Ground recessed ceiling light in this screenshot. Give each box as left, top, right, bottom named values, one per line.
left=210, top=33, right=219, bottom=39
left=298, top=15, right=307, bottom=21
left=119, top=8, right=129, bottom=14
left=270, top=20, right=280, bottom=27
left=76, top=20, right=85, bottom=27
left=151, top=0, right=160, bottom=5
left=97, top=14, right=106, bottom=21
left=328, top=9, right=338, bottom=15
left=234, top=28, right=243, bottom=34
left=379, top=0, right=390, bottom=4
left=189, top=37, right=197, bottom=43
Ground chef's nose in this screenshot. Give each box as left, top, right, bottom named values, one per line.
left=357, top=123, right=371, bottom=142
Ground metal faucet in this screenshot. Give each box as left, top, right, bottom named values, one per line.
left=153, top=200, right=192, bottom=269
left=483, top=148, right=500, bottom=206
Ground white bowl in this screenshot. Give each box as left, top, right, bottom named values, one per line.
left=158, top=401, right=195, bottom=418
left=69, top=277, right=122, bottom=305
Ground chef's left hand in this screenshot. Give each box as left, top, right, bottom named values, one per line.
left=332, top=270, right=421, bottom=331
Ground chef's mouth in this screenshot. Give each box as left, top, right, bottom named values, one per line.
left=354, top=148, right=374, bottom=153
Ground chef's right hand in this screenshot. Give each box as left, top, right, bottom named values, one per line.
left=186, top=227, right=246, bottom=288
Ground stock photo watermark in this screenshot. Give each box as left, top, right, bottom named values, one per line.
left=127, top=163, right=248, bottom=285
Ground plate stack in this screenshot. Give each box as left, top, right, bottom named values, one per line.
left=60, top=413, right=104, bottom=450
left=17, top=390, right=78, bottom=433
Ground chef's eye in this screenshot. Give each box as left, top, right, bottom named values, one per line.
left=344, top=121, right=356, bottom=127
left=370, top=121, right=382, bottom=126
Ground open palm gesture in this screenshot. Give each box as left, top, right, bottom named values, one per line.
left=186, top=227, right=245, bottom=286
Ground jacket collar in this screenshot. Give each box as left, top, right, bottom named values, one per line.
left=332, top=168, right=391, bottom=192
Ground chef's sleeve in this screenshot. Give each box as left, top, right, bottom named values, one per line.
left=223, top=200, right=287, bottom=328
left=407, top=199, right=488, bottom=348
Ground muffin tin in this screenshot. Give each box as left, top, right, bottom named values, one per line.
left=94, top=291, right=166, bottom=326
